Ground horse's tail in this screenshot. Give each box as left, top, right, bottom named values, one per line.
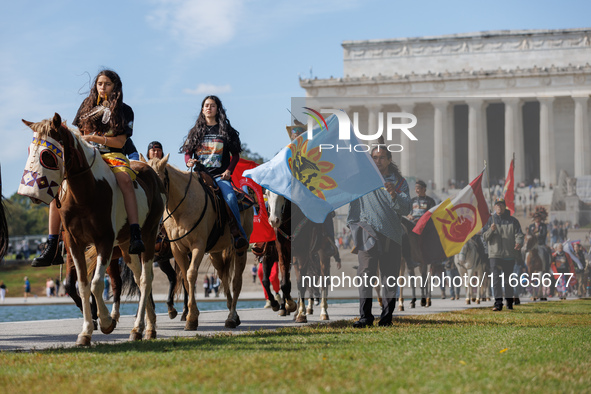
left=0, top=166, right=9, bottom=260
left=174, top=262, right=184, bottom=297
left=218, top=248, right=235, bottom=294
left=121, top=263, right=140, bottom=298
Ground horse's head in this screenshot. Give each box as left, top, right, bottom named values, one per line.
left=147, top=153, right=169, bottom=181
left=18, top=113, right=67, bottom=205
left=265, top=189, right=285, bottom=228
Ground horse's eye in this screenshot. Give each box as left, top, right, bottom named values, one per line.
left=40, top=149, right=59, bottom=170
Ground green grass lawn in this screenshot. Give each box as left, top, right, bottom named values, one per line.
left=1, top=300, right=590, bottom=393
left=0, top=262, right=63, bottom=297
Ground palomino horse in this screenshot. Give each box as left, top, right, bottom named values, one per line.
left=454, top=236, right=490, bottom=305
left=266, top=190, right=332, bottom=322
left=20, top=114, right=165, bottom=346
left=147, top=155, right=253, bottom=330
left=524, top=234, right=547, bottom=300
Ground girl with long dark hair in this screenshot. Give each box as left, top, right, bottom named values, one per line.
left=181, top=95, right=247, bottom=251
left=32, top=69, right=145, bottom=267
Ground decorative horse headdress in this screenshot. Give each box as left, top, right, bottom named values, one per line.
left=18, top=119, right=65, bottom=205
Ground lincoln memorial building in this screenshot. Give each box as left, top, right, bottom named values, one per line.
left=299, top=28, right=591, bottom=190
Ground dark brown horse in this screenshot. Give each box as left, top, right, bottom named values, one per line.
left=397, top=217, right=444, bottom=310
left=20, top=114, right=165, bottom=346
left=266, top=191, right=335, bottom=322
left=524, top=234, right=547, bottom=300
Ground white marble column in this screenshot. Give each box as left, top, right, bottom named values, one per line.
left=538, top=97, right=556, bottom=186
left=398, top=103, right=415, bottom=177
left=433, top=101, right=449, bottom=192
left=573, top=95, right=589, bottom=177
left=467, top=99, right=484, bottom=180
left=447, top=104, right=455, bottom=188
left=366, top=104, right=382, bottom=144
left=503, top=98, right=525, bottom=183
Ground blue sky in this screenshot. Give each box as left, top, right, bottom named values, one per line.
left=1, top=0, right=589, bottom=197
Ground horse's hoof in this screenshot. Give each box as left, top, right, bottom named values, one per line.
left=427, top=298, right=431, bottom=307
left=76, top=335, right=91, bottom=347
left=129, top=331, right=142, bottom=341
left=180, top=311, right=188, bottom=322
left=295, top=314, right=308, bottom=323
left=410, top=302, right=416, bottom=309
left=466, top=299, right=471, bottom=305
left=476, top=299, right=481, bottom=305
left=472, top=297, right=476, bottom=302
left=111, top=313, right=120, bottom=323
left=93, top=320, right=98, bottom=331
left=421, top=298, right=427, bottom=307
left=286, top=300, right=297, bottom=313
left=320, top=313, right=329, bottom=321
left=271, top=301, right=280, bottom=312
left=398, top=305, right=404, bottom=312
left=306, top=308, right=313, bottom=315
left=184, top=321, right=198, bottom=331
left=145, top=329, right=157, bottom=340
left=168, top=307, right=178, bottom=320
left=225, top=319, right=238, bottom=328
left=278, top=309, right=286, bottom=317
left=100, top=319, right=117, bottom=335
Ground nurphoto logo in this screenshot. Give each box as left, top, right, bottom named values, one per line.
left=302, top=107, right=418, bottom=153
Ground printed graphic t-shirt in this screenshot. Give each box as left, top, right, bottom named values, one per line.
left=196, top=125, right=231, bottom=177
left=410, top=195, right=436, bottom=220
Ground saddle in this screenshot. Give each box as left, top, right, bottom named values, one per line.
left=194, top=167, right=250, bottom=252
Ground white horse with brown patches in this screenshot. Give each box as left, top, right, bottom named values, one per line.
left=19, top=114, right=165, bottom=346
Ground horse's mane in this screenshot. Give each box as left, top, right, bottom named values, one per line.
left=30, top=118, right=87, bottom=146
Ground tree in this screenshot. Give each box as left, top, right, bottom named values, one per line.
left=240, top=143, right=266, bottom=164
left=5, top=193, right=49, bottom=236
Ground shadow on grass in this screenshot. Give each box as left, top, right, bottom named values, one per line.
left=37, top=299, right=591, bottom=355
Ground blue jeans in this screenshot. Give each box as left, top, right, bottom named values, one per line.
left=216, top=178, right=246, bottom=239
left=446, top=268, right=461, bottom=298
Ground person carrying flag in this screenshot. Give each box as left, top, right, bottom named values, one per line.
left=348, top=147, right=410, bottom=328
left=482, top=198, right=524, bottom=311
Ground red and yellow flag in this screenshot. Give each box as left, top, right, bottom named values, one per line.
left=502, top=158, right=515, bottom=215
left=413, top=171, right=490, bottom=257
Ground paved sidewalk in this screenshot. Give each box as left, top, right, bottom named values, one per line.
left=0, top=295, right=558, bottom=352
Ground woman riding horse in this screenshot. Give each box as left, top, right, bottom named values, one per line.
left=181, top=95, right=248, bottom=252
left=32, top=69, right=145, bottom=268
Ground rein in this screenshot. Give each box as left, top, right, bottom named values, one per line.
left=164, top=168, right=216, bottom=243
left=161, top=166, right=194, bottom=224
left=55, top=145, right=98, bottom=209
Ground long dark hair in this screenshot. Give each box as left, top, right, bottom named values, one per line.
left=371, top=147, right=402, bottom=179
left=76, top=69, right=126, bottom=135
left=180, top=95, right=241, bottom=155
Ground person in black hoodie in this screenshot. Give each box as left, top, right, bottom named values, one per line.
left=482, top=198, right=524, bottom=311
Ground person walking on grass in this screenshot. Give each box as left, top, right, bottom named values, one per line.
left=348, top=147, right=410, bottom=328
left=482, top=198, right=524, bottom=311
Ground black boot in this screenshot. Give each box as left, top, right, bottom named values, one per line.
left=129, top=225, right=146, bottom=255
left=32, top=238, right=64, bottom=267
